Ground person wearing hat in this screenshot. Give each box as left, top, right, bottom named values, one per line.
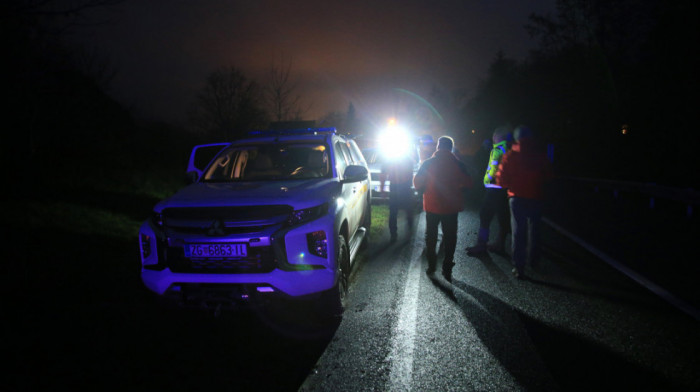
left=496, top=125, right=553, bottom=279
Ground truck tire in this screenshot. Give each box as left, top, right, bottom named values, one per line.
left=316, top=235, right=349, bottom=319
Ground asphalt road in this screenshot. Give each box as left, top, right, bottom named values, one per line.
left=300, top=208, right=699, bottom=391
left=8, top=205, right=698, bottom=391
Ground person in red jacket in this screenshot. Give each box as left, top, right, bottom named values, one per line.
left=413, top=136, right=473, bottom=281
left=496, top=126, right=553, bottom=279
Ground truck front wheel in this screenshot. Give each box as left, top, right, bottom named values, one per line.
left=316, top=235, right=349, bottom=319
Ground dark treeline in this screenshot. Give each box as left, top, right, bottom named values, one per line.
left=2, top=0, right=208, bottom=188
left=461, top=0, right=697, bottom=187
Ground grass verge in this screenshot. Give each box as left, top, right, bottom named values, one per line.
left=370, top=204, right=389, bottom=240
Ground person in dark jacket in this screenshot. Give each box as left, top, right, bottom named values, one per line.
left=380, top=153, right=416, bottom=242
left=413, top=136, right=473, bottom=281
left=496, top=126, right=553, bottom=279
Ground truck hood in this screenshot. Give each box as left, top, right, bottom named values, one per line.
left=154, top=179, right=339, bottom=212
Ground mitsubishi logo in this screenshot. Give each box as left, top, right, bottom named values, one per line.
left=207, top=219, right=226, bottom=236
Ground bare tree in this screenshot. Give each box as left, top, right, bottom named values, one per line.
left=9, top=0, right=124, bottom=15
left=318, top=111, right=345, bottom=129
left=264, top=56, right=311, bottom=122
left=525, top=0, right=657, bottom=59
left=4, top=0, right=125, bottom=161
left=72, top=44, right=117, bottom=90
left=191, top=66, right=267, bottom=141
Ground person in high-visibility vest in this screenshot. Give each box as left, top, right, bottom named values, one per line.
left=466, top=127, right=512, bottom=255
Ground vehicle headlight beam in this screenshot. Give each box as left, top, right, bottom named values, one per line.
left=379, top=125, right=412, bottom=160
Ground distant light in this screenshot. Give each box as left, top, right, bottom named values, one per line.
left=256, top=286, right=275, bottom=293
left=621, top=124, right=630, bottom=135
left=471, top=129, right=476, bottom=134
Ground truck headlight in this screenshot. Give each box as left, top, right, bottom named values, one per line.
left=286, top=203, right=328, bottom=227
left=140, top=233, right=152, bottom=259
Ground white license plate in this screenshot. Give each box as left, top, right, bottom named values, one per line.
left=185, top=243, right=247, bottom=258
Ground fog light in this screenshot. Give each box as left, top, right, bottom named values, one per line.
left=306, top=230, right=327, bottom=258
left=140, top=233, right=151, bottom=258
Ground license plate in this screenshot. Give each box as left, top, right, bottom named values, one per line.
left=185, top=243, right=247, bottom=258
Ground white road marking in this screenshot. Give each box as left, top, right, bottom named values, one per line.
left=387, top=226, right=425, bottom=391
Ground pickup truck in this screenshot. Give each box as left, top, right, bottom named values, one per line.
left=138, top=128, right=371, bottom=317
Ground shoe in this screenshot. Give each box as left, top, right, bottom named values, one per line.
left=442, top=269, right=452, bottom=282
left=466, top=243, right=487, bottom=255
left=442, top=261, right=454, bottom=282
left=511, top=268, right=524, bottom=280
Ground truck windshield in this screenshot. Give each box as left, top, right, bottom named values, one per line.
left=202, top=143, right=331, bottom=182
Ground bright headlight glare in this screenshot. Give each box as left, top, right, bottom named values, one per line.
left=379, top=126, right=411, bottom=160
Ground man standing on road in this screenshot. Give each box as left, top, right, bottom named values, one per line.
left=466, top=127, right=512, bottom=255
left=496, top=126, right=553, bottom=279
left=380, top=153, right=416, bottom=243
left=413, top=136, right=472, bottom=282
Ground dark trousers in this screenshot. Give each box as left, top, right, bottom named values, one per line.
left=425, top=212, right=459, bottom=271
left=477, top=187, right=510, bottom=244
left=509, top=197, right=543, bottom=273
left=389, top=183, right=414, bottom=236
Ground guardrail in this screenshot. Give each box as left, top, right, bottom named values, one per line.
left=545, top=177, right=700, bottom=320
left=563, top=177, right=700, bottom=218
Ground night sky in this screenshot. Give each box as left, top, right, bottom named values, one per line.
left=75, top=0, right=555, bottom=125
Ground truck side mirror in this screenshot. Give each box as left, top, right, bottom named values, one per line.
left=342, top=165, right=369, bottom=183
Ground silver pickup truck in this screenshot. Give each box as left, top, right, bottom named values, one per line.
left=138, top=128, right=371, bottom=317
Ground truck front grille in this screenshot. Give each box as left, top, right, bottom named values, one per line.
left=161, top=205, right=292, bottom=236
